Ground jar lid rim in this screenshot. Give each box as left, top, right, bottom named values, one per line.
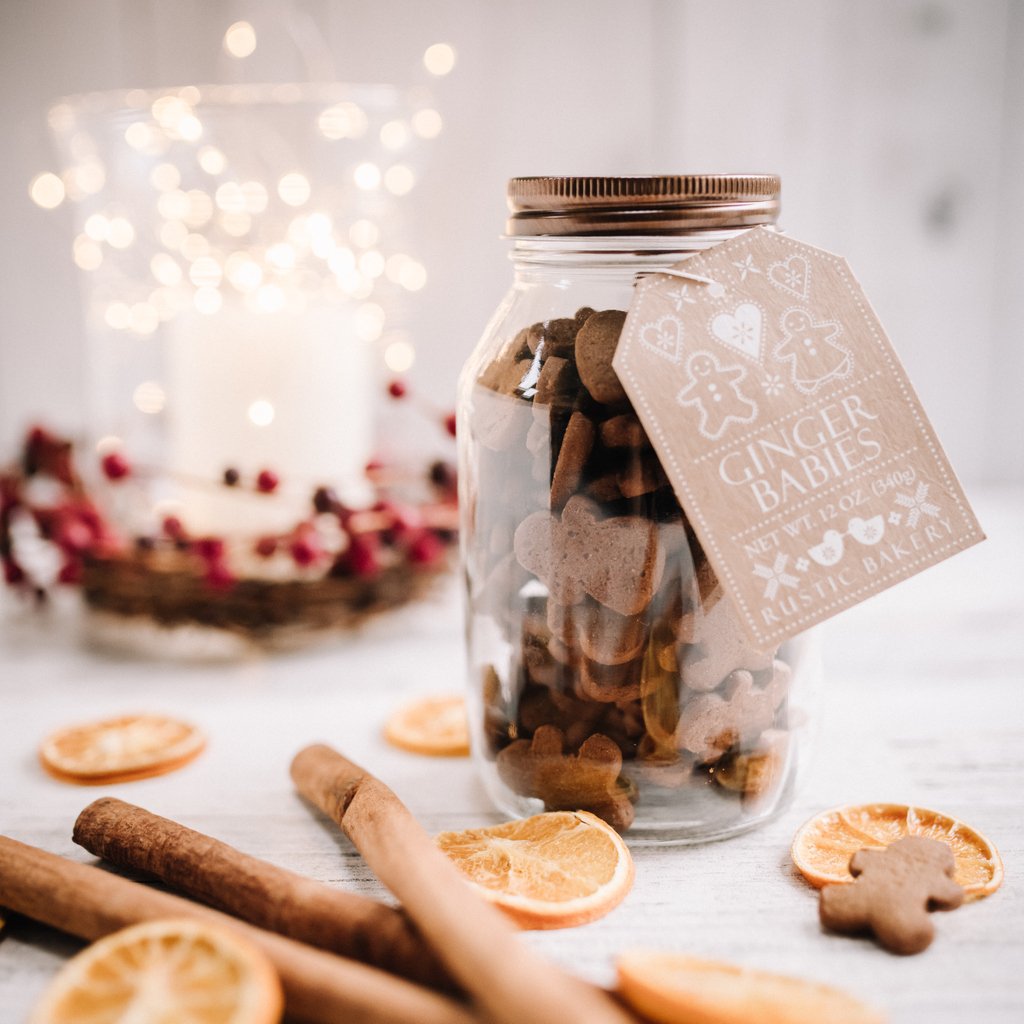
left=506, top=175, right=780, bottom=235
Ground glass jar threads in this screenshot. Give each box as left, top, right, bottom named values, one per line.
left=458, top=176, right=820, bottom=842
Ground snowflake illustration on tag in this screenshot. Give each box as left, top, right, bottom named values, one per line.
left=676, top=351, right=758, bottom=440
left=761, top=373, right=784, bottom=396
left=670, top=285, right=698, bottom=310
left=894, top=483, right=940, bottom=527
left=753, top=553, right=799, bottom=599
left=732, top=253, right=761, bottom=282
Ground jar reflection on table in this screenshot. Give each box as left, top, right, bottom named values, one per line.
left=458, top=176, right=821, bottom=843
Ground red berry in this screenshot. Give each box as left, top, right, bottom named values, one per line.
left=407, top=529, right=444, bottom=567
left=331, top=535, right=379, bottom=577
left=256, top=469, right=279, bottom=493
left=443, top=412, right=457, bottom=438
left=289, top=532, right=322, bottom=567
left=194, top=536, right=225, bottom=562
left=162, top=515, right=186, bottom=541
left=101, top=451, right=131, bottom=481
left=254, top=535, right=278, bottom=558
left=387, top=379, right=407, bottom=399
left=365, top=457, right=384, bottom=475
left=56, top=515, right=94, bottom=554
left=57, top=560, right=82, bottom=585
left=3, top=558, right=25, bottom=585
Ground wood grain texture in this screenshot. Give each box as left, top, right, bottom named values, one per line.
left=0, top=489, right=1021, bottom=1022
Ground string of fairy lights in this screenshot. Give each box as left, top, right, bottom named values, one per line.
left=28, top=21, right=456, bottom=389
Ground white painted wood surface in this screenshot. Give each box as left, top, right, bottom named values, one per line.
left=0, top=487, right=1021, bottom=1022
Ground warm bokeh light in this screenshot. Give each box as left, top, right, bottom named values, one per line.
left=132, top=380, right=166, bottom=414
left=384, top=338, right=416, bottom=373
left=411, top=108, right=443, bottom=138
left=104, top=302, right=132, bottom=330
left=247, top=399, right=275, bottom=426
left=150, top=163, right=181, bottom=192
left=384, top=165, right=415, bottom=195
left=423, top=43, right=456, bottom=76
left=379, top=120, right=410, bottom=150
left=106, top=216, right=135, bottom=249
left=317, top=102, right=367, bottom=140
left=223, top=21, right=257, bottom=59
left=73, top=235, right=103, bottom=271
left=188, top=255, right=222, bottom=288
left=197, top=146, right=227, bottom=175
left=277, top=172, right=310, bottom=206
left=348, top=219, right=379, bottom=248
left=353, top=163, right=381, bottom=190
left=29, top=172, right=65, bottom=209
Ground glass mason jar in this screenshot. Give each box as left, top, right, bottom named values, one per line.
left=458, top=176, right=820, bottom=843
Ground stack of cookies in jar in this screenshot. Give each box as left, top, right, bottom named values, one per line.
left=466, top=306, right=793, bottom=833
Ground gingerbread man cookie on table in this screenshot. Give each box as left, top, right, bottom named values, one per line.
left=676, top=351, right=758, bottom=441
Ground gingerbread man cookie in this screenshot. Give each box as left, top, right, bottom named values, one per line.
left=675, top=664, right=788, bottom=762
left=773, top=307, right=851, bottom=394
left=681, top=597, right=775, bottom=692
left=676, top=350, right=758, bottom=441
left=514, top=495, right=665, bottom=615
left=496, top=724, right=634, bottom=830
left=819, top=835, right=964, bottom=954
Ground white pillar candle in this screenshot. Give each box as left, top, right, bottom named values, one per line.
left=165, top=300, right=375, bottom=535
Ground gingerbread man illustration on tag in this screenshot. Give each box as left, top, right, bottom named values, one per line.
left=676, top=351, right=758, bottom=440
left=772, top=308, right=852, bottom=394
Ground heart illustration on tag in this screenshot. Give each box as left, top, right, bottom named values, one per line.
left=808, top=530, right=845, bottom=567
left=847, top=515, right=884, bottom=546
left=711, top=303, right=762, bottom=362
left=768, top=255, right=810, bottom=299
left=639, top=314, right=684, bottom=364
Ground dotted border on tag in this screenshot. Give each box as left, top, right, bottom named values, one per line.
left=616, top=228, right=983, bottom=647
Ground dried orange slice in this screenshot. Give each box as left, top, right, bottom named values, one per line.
left=30, top=918, right=283, bottom=1024
left=384, top=694, right=470, bottom=756
left=436, top=810, right=634, bottom=929
left=617, top=951, right=883, bottom=1024
left=40, top=714, right=205, bottom=784
left=792, top=802, right=1002, bottom=899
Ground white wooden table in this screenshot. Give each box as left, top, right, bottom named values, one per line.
left=2, top=489, right=1022, bottom=1022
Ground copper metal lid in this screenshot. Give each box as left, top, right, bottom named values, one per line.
left=507, top=175, right=781, bottom=236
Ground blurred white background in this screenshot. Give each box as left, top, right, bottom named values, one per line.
left=1, top=0, right=1021, bottom=483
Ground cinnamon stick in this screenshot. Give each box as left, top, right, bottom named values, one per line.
left=291, top=743, right=638, bottom=1024
left=0, top=835, right=476, bottom=1024
left=73, top=797, right=456, bottom=992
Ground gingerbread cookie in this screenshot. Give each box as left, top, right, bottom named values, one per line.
left=617, top=452, right=668, bottom=499
left=576, top=309, right=628, bottom=404
left=674, top=664, right=788, bottom=762
left=527, top=317, right=578, bottom=359
left=513, top=495, right=665, bottom=616
left=819, top=836, right=964, bottom=954
left=713, top=728, right=789, bottom=808
left=550, top=411, right=595, bottom=510
left=599, top=414, right=647, bottom=449
left=682, top=597, right=774, bottom=692
left=577, top=656, right=642, bottom=704
left=496, top=724, right=634, bottom=830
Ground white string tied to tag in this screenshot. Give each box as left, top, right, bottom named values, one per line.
left=634, top=267, right=726, bottom=298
